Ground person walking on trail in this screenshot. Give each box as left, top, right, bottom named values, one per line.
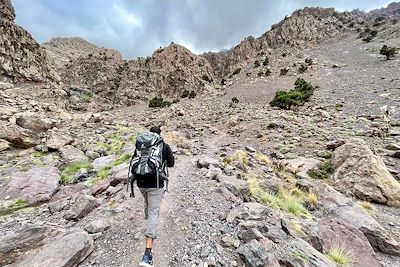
left=128, top=126, right=175, bottom=267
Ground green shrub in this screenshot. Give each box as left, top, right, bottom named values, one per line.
left=298, top=64, right=308, bottom=73
left=363, top=35, right=373, bottom=42
left=258, top=71, right=264, bottom=77
left=380, top=45, right=396, bottom=60
left=305, top=58, right=313, bottom=65
left=370, top=30, right=377, bottom=37
left=280, top=68, right=289, bottom=76
left=307, top=160, right=333, bottom=179
left=188, top=91, right=197, bottom=99
left=201, top=75, right=213, bottom=83
left=325, top=243, right=353, bottom=266
left=149, top=97, right=171, bottom=108
left=267, top=122, right=278, bottom=129
left=172, top=98, right=180, bottom=104
left=263, top=57, right=269, bottom=66
left=254, top=60, right=260, bottom=68
left=256, top=133, right=263, bottom=138
left=181, top=90, right=190, bottom=98
left=231, top=97, right=239, bottom=104
left=269, top=78, right=314, bottom=110
left=232, top=68, right=242, bottom=75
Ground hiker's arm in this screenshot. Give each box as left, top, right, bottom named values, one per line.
left=164, top=144, right=175, bottom=167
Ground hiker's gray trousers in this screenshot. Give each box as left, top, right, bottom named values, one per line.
left=139, top=187, right=165, bottom=239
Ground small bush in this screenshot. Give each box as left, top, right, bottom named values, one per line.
left=280, top=68, right=289, bottom=76
left=380, top=45, right=396, bottom=60
left=201, top=75, right=213, bottom=83
left=370, top=30, right=378, bottom=37
left=307, top=160, right=333, bottom=179
left=267, top=122, right=278, bottom=129
left=258, top=71, right=264, bottom=77
left=326, top=243, right=353, bottom=267
left=363, top=35, right=373, bottom=43
left=188, top=91, right=197, bottom=99
left=254, top=60, right=260, bottom=68
left=263, top=57, right=269, bottom=66
left=269, top=78, right=314, bottom=110
left=256, top=133, right=263, bottom=138
left=149, top=97, right=171, bottom=108
left=282, top=53, right=287, bottom=57
left=172, top=98, right=180, bottom=104
left=232, top=68, right=242, bottom=75
left=181, top=90, right=190, bottom=98
left=265, top=69, right=271, bottom=76
left=298, top=64, right=308, bottom=73
left=231, top=97, right=239, bottom=104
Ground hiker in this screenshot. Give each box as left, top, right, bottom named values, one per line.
left=128, top=126, right=175, bottom=267
left=379, top=105, right=390, bottom=138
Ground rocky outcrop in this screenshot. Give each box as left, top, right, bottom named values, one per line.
left=62, top=43, right=214, bottom=105
left=6, top=167, right=60, bottom=204
left=0, top=0, right=59, bottom=83
left=15, top=231, right=94, bottom=267
left=332, top=138, right=400, bottom=207
left=0, top=122, right=40, bottom=148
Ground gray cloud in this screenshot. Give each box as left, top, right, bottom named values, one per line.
left=12, top=0, right=394, bottom=59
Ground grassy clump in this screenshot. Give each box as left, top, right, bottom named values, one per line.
left=305, top=58, right=313, bottom=65
left=265, top=69, right=271, bottom=76
left=380, top=45, right=396, bottom=60
left=269, top=78, right=314, bottom=110
left=232, top=68, right=242, bottom=75
left=149, top=97, right=171, bottom=108
left=263, top=57, right=269, bottom=66
left=359, top=201, right=376, bottom=213
left=280, top=68, right=289, bottom=76
left=231, top=97, right=239, bottom=104
left=181, top=90, right=190, bottom=98
left=325, top=243, right=353, bottom=267
left=201, top=75, right=213, bottom=83
left=97, top=125, right=142, bottom=155
left=60, top=161, right=90, bottom=185
left=0, top=199, right=28, bottom=216
left=298, top=64, right=308, bottom=73
left=188, top=91, right=197, bottom=99
left=307, top=160, right=333, bottom=179
left=254, top=60, right=260, bottom=68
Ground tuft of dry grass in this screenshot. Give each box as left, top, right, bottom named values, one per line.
left=164, top=131, right=190, bottom=149
left=359, top=201, right=375, bottom=213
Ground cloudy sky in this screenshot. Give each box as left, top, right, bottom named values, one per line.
left=13, top=0, right=393, bottom=59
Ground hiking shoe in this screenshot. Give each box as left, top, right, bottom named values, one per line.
left=138, top=254, right=154, bottom=267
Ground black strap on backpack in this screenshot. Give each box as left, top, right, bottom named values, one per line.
left=127, top=154, right=136, bottom=197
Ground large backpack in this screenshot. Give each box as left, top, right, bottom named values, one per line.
left=127, top=131, right=168, bottom=197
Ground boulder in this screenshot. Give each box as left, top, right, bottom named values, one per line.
left=51, top=184, right=85, bottom=202
left=64, top=194, right=100, bottom=220
left=0, top=122, right=40, bottom=148
left=91, top=155, right=117, bottom=171
left=0, top=224, right=62, bottom=266
left=226, top=202, right=269, bottom=223
left=332, top=138, right=400, bottom=207
left=16, top=114, right=53, bottom=133
left=318, top=217, right=380, bottom=267
left=15, top=231, right=94, bottom=267
left=196, top=157, right=221, bottom=169
left=84, top=219, right=110, bottom=234
left=279, top=238, right=336, bottom=267
left=220, top=175, right=250, bottom=201
left=46, top=132, right=73, bottom=150
left=91, top=179, right=110, bottom=196
left=0, top=139, right=10, bottom=151
left=59, top=145, right=87, bottom=164
left=7, top=167, right=60, bottom=204
left=109, top=162, right=129, bottom=186
left=236, top=239, right=269, bottom=267
left=330, top=205, right=400, bottom=256
left=287, top=157, right=320, bottom=178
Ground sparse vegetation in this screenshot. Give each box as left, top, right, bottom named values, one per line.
left=325, top=243, right=353, bottom=267
left=267, top=122, right=278, bottom=129
left=265, top=69, right=271, bottom=76
left=188, top=90, right=197, bottom=99
left=149, top=97, right=172, bottom=108
left=256, top=133, right=263, bottom=138
left=60, top=161, right=90, bottom=184
left=181, top=90, right=190, bottom=98
left=359, top=201, right=375, bottom=213
left=254, top=60, right=260, bottom=68
left=231, top=97, right=239, bottom=104
left=232, top=68, right=242, bottom=75
left=380, top=45, right=396, bottom=60
left=305, top=58, right=313, bottom=65
left=280, top=68, right=289, bottom=76
left=269, top=78, right=314, bottom=110
left=307, top=160, right=333, bottom=179
left=201, top=75, right=213, bottom=83
left=0, top=199, right=29, bottom=216
left=298, top=64, right=308, bottom=73
left=263, top=57, right=269, bottom=66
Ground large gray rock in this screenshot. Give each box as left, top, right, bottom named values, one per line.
left=59, top=145, right=87, bottom=164
left=332, top=138, right=400, bottom=207
left=64, top=194, right=100, bottom=220
left=7, top=167, right=60, bottom=204
left=84, top=219, right=110, bottom=234
left=0, top=224, right=62, bottom=266
left=237, top=239, right=269, bottom=267
left=108, top=162, right=129, bottom=186
left=226, top=202, right=269, bottom=223
left=220, top=175, right=250, bottom=201
left=319, top=217, right=380, bottom=267
left=15, top=231, right=94, bottom=267
left=46, top=132, right=73, bottom=150
left=16, top=114, right=54, bottom=133
left=91, top=155, right=117, bottom=171
left=0, top=122, right=40, bottom=148
left=330, top=205, right=400, bottom=256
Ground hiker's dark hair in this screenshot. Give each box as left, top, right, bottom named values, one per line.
left=150, top=126, right=161, bottom=134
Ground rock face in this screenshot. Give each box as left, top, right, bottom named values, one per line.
left=62, top=43, right=214, bottom=105
left=318, top=217, right=380, bottom=267
left=0, top=224, right=62, bottom=266
left=6, top=167, right=60, bottom=204
left=59, top=145, right=87, bottom=164
left=16, top=113, right=54, bottom=132
left=0, top=122, right=40, bottom=148
left=0, top=0, right=59, bottom=83
left=15, top=231, right=94, bottom=267
left=332, top=138, right=400, bottom=207
left=237, top=239, right=269, bottom=267
left=64, top=194, right=100, bottom=220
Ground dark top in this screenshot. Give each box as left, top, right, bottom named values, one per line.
left=135, top=142, right=175, bottom=188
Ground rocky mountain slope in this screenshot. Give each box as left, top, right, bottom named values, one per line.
left=0, top=0, right=59, bottom=83
left=0, top=1, right=400, bottom=267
